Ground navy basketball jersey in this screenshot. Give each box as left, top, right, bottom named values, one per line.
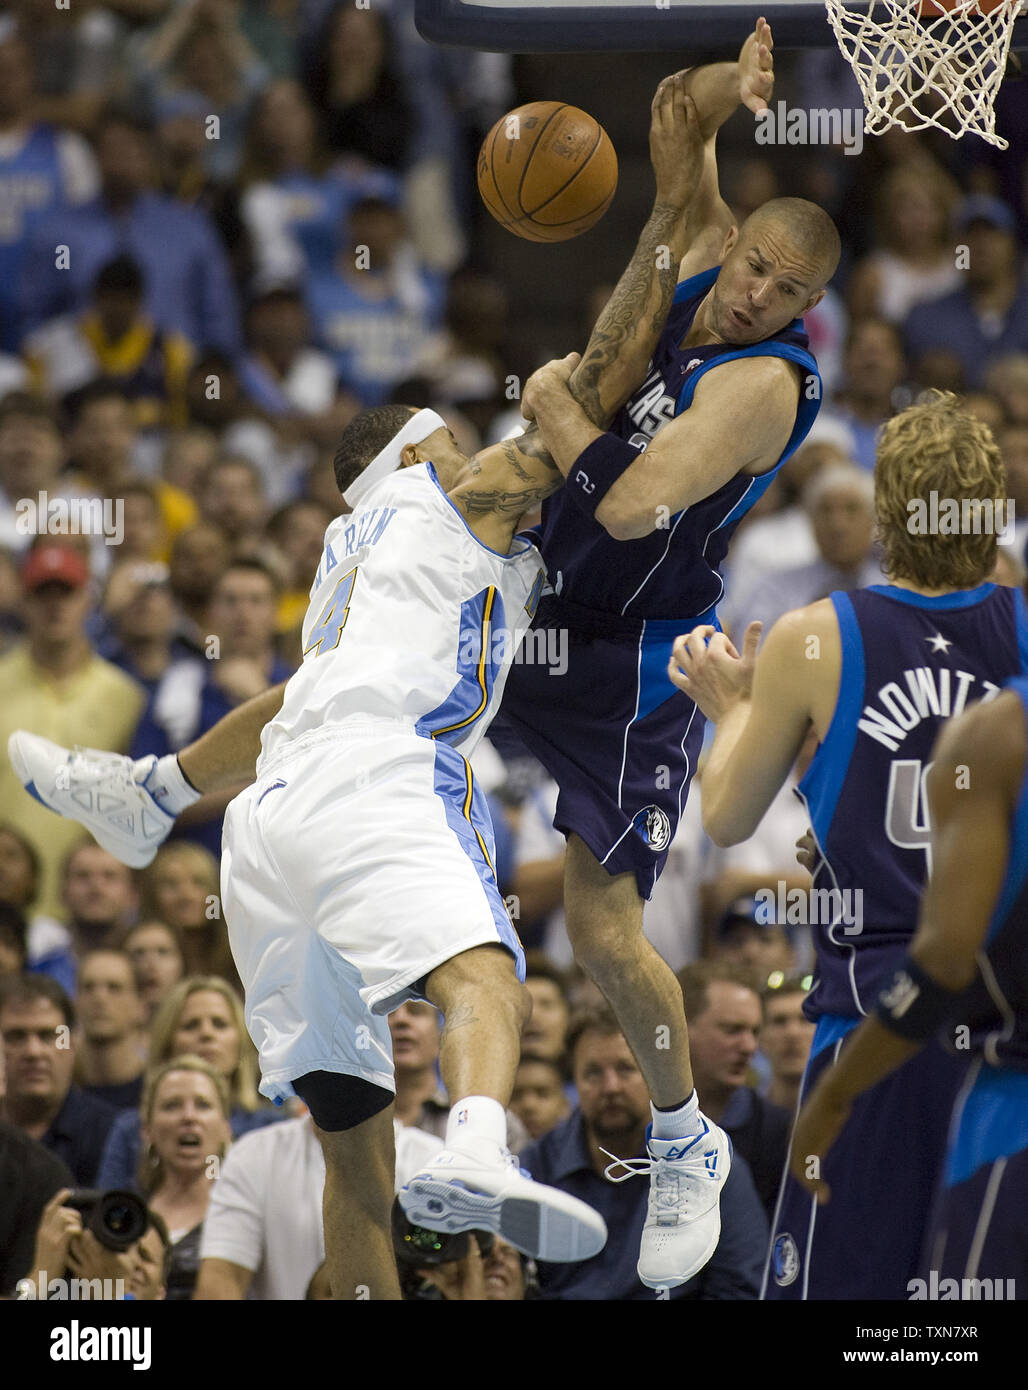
left=953, top=674, right=1028, bottom=1070
left=532, top=265, right=821, bottom=622
left=798, top=582, right=1028, bottom=1020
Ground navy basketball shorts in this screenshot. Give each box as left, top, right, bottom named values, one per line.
left=763, top=1015, right=966, bottom=1301
left=918, top=1060, right=1028, bottom=1292
left=498, top=595, right=714, bottom=899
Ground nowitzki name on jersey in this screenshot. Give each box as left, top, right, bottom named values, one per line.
left=858, top=664, right=1000, bottom=751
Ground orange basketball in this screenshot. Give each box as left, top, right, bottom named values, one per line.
left=477, top=102, right=618, bottom=243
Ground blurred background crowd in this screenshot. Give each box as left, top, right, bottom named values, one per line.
left=1, top=0, right=1028, bottom=1302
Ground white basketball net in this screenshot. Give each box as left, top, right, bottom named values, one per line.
left=825, top=0, right=1027, bottom=148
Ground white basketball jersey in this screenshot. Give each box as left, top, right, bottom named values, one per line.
left=258, top=463, right=546, bottom=770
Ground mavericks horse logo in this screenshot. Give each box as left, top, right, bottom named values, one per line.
left=632, top=805, right=672, bottom=852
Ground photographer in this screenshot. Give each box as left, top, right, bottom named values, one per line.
left=393, top=1205, right=534, bottom=1301
left=24, top=1186, right=170, bottom=1300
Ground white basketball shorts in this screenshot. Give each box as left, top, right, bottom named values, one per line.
left=220, top=723, right=524, bottom=1106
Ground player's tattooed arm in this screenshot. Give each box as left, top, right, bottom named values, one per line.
left=566, top=25, right=772, bottom=426
left=570, top=199, right=687, bottom=428
left=567, top=79, right=708, bottom=428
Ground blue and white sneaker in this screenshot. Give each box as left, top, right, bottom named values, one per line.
left=400, top=1139, right=607, bottom=1263
left=8, top=732, right=174, bottom=869
left=603, top=1116, right=731, bottom=1289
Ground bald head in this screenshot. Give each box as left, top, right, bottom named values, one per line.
left=742, top=198, right=841, bottom=288
left=707, top=197, right=840, bottom=346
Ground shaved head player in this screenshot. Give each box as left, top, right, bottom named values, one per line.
left=504, top=19, right=839, bottom=1287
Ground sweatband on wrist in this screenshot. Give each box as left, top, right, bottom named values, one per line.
left=566, top=433, right=646, bottom=518
left=150, top=753, right=202, bottom=813
left=874, top=955, right=963, bottom=1042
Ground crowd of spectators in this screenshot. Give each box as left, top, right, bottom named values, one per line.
left=1, top=0, right=1028, bottom=1301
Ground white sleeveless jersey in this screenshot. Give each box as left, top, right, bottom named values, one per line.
left=258, top=462, right=546, bottom=770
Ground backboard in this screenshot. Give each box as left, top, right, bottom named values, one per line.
left=415, top=0, right=1028, bottom=51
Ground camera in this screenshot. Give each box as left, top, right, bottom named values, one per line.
left=391, top=1197, right=494, bottom=1268
left=63, top=1190, right=149, bottom=1253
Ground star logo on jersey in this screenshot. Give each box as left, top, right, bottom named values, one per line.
left=926, top=632, right=953, bottom=654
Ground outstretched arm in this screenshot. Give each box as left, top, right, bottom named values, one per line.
left=448, top=26, right=775, bottom=549
left=571, top=20, right=774, bottom=427
left=176, top=682, right=288, bottom=793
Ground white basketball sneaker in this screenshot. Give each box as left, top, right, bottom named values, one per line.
left=8, top=732, right=175, bottom=868
left=604, top=1116, right=731, bottom=1289
left=400, top=1139, right=607, bottom=1263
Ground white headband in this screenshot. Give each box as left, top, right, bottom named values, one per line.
left=342, top=408, right=448, bottom=508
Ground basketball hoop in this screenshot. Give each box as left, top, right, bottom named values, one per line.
left=825, top=0, right=1027, bottom=148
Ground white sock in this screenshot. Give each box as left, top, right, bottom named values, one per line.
left=145, top=754, right=202, bottom=815
left=445, top=1095, right=507, bottom=1151
left=650, top=1092, right=701, bottom=1141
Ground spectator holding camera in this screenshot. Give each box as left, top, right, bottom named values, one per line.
left=24, top=1184, right=172, bottom=1301
left=407, top=1232, right=534, bottom=1302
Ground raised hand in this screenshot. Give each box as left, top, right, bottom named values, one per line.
left=739, top=17, right=774, bottom=115
left=649, top=76, right=706, bottom=212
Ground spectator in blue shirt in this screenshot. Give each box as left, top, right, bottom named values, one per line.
left=239, top=78, right=402, bottom=284
left=131, top=557, right=294, bottom=861
left=307, top=196, right=445, bottom=406
left=18, top=112, right=241, bottom=358
left=904, top=196, right=1028, bottom=391
left=0, top=30, right=100, bottom=351
left=519, top=1006, right=768, bottom=1300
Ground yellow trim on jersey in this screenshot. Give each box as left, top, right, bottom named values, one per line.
left=460, top=754, right=494, bottom=874
left=431, top=586, right=496, bottom=740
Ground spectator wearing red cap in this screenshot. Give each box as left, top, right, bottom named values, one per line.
left=0, top=542, right=145, bottom=921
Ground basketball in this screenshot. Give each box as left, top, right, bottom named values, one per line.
left=477, top=101, right=618, bottom=242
